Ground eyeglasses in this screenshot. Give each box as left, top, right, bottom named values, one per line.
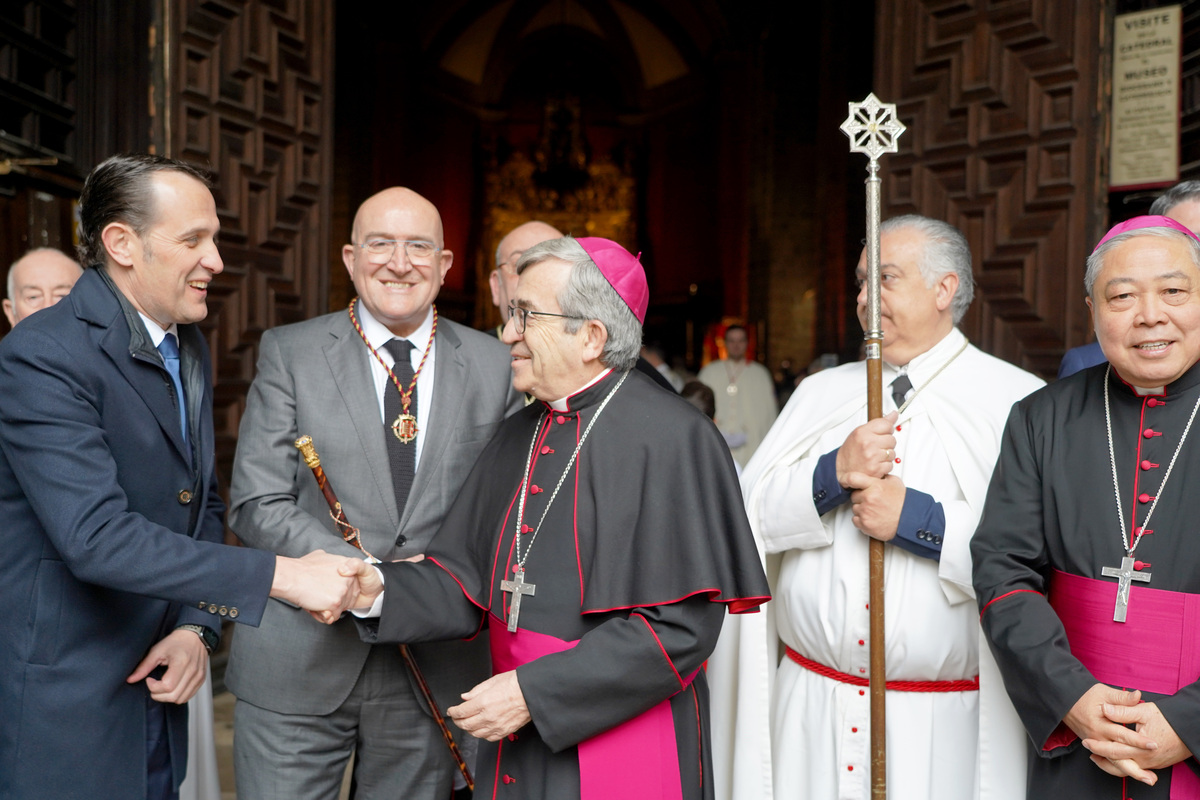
left=356, top=239, right=441, bottom=265
left=507, top=301, right=586, bottom=333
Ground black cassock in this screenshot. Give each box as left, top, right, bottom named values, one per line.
left=357, top=369, right=769, bottom=800
left=973, top=361, right=1200, bottom=799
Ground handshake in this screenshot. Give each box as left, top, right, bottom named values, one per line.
left=270, top=550, right=385, bottom=622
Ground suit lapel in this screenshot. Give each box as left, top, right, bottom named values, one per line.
left=324, top=316, right=401, bottom=531
left=91, top=291, right=192, bottom=466
left=403, top=321, right=467, bottom=530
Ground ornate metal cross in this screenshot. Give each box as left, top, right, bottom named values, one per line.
left=1101, top=555, right=1151, bottom=623
left=840, top=93, right=906, bottom=162
left=501, top=565, right=537, bottom=632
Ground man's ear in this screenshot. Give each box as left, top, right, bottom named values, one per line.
left=101, top=222, right=138, bottom=269
left=581, top=319, right=608, bottom=363
left=934, top=271, right=960, bottom=313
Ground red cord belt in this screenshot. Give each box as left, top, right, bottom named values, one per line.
left=785, top=645, right=979, bottom=692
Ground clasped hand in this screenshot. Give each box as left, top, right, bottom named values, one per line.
left=271, top=549, right=383, bottom=623
left=1068, top=683, right=1193, bottom=785
left=836, top=412, right=904, bottom=540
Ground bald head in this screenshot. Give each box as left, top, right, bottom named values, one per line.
left=491, top=221, right=563, bottom=320
left=351, top=187, right=445, bottom=246
left=4, top=248, right=83, bottom=326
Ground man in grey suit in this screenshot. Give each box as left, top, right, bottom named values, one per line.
left=226, top=186, right=522, bottom=799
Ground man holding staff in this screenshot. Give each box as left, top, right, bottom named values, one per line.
left=715, top=215, right=1042, bottom=799
left=225, top=186, right=521, bottom=798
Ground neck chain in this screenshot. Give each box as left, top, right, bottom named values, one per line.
left=1104, top=364, right=1200, bottom=556
left=894, top=336, right=969, bottom=416
left=348, top=299, right=438, bottom=443
left=513, top=371, right=628, bottom=569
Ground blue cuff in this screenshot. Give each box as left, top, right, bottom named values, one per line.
left=812, top=449, right=852, bottom=516
left=891, top=488, right=945, bottom=561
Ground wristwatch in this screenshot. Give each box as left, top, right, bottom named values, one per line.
left=176, top=623, right=218, bottom=654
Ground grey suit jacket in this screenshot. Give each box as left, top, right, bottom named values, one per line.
left=225, top=309, right=521, bottom=716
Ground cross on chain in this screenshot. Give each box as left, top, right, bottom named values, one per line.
left=1100, top=556, right=1151, bottom=623
left=840, top=93, right=906, bottom=161
left=501, top=566, right=536, bottom=632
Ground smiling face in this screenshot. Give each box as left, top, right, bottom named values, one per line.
left=342, top=187, right=452, bottom=337
left=102, top=170, right=223, bottom=329
left=855, top=226, right=958, bottom=366
left=1088, top=233, right=1200, bottom=389
left=501, top=258, right=604, bottom=401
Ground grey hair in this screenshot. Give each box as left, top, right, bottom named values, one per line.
left=1149, top=181, right=1200, bottom=216
left=880, top=214, right=975, bottom=323
left=494, top=240, right=504, bottom=268
left=7, top=248, right=79, bottom=301
left=1085, top=226, right=1200, bottom=298
left=516, top=236, right=642, bottom=371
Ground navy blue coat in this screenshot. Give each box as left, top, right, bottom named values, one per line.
left=0, top=268, right=275, bottom=799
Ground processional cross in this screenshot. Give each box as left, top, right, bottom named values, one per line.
left=501, top=565, right=537, bottom=632
left=841, top=92, right=905, bottom=800
left=1101, top=556, right=1151, bottom=623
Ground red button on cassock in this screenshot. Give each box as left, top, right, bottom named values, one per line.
left=556, top=415, right=566, bottom=424
left=1147, top=398, right=1159, bottom=407
left=1139, top=493, right=1152, bottom=503
left=1141, top=460, right=1154, bottom=470
left=1144, top=428, right=1157, bottom=438
left=541, top=446, right=553, bottom=455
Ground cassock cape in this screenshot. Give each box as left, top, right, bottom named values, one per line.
left=356, top=368, right=770, bottom=800
left=707, top=328, right=1044, bottom=800
left=974, top=361, right=1200, bottom=799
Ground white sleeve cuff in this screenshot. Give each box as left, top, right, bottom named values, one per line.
left=349, top=565, right=386, bottom=618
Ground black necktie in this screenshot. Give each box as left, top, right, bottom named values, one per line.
left=891, top=373, right=913, bottom=409
left=382, top=339, right=416, bottom=519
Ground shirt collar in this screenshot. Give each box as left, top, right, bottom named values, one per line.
left=884, top=327, right=965, bottom=383
left=356, top=301, right=435, bottom=357
left=137, top=311, right=179, bottom=348
left=549, top=368, right=614, bottom=411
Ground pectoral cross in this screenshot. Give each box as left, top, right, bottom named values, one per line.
left=1101, top=556, right=1151, bottom=623
left=501, top=566, right=536, bottom=632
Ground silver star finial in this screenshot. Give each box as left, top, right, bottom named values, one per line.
left=841, top=93, right=905, bottom=161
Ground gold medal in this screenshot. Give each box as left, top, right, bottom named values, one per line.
left=392, top=413, right=418, bottom=443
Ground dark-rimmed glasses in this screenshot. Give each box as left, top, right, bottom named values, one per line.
left=507, top=302, right=586, bottom=333
left=356, top=239, right=441, bottom=265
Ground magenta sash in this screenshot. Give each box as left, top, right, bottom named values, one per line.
left=1049, top=569, right=1200, bottom=798
left=490, top=616, right=685, bottom=800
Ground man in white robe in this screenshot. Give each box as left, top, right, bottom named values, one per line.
left=698, top=324, right=777, bottom=466
left=708, top=215, right=1043, bottom=800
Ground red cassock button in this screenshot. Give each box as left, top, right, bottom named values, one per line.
left=556, top=415, right=566, bottom=424
left=521, top=524, right=533, bottom=533
left=1143, top=428, right=1156, bottom=438
left=858, top=690, right=865, bottom=696
left=541, top=446, right=553, bottom=455
left=503, top=774, right=516, bottom=784
left=530, top=485, right=541, bottom=494
left=1147, top=397, right=1159, bottom=407
left=1141, top=460, right=1154, bottom=470
left=851, top=727, right=858, bottom=733
left=1139, top=493, right=1152, bottom=503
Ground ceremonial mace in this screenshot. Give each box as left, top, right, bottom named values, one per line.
left=294, top=435, right=475, bottom=791
left=840, top=93, right=905, bottom=800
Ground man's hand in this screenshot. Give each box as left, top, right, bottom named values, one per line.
left=1065, top=684, right=1157, bottom=783
left=845, top=474, right=906, bottom=541
left=447, top=670, right=531, bottom=741
left=1083, top=700, right=1193, bottom=784
left=126, top=628, right=208, bottom=704
left=271, top=549, right=363, bottom=622
left=836, top=410, right=898, bottom=486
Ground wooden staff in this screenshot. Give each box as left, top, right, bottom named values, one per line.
left=840, top=94, right=905, bottom=800
left=294, top=435, right=474, bottom=791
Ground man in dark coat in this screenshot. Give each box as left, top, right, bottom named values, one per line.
left=0, top=154, right=365, bottom=800
left=974, top=215, right=1200, bottom=798
left=341, top=235, right=770, bottom=799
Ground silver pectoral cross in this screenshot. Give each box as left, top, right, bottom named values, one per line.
left=501, top=566, right=536, bottom=632
left=1101, top=556, right=1152, bottom=622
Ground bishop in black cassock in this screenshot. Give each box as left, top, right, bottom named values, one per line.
left=345, top=235, right=769, bottom=800
left=973, top=216, right=1200, bottom=799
